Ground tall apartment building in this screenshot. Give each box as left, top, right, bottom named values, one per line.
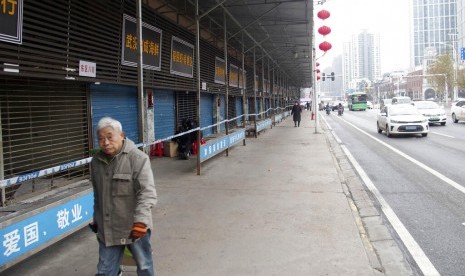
left=458, top=0, right=465, bottom=63
left=411, top=0, right=458, bottom=68
left=342, top=30, right=381, bottom=93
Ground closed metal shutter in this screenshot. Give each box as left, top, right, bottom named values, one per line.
left=90, top=84, right=139, bottom=147
left=0, top=77, right=88, bottom=179
left=200, top=93, right=213, bottom=137
left=220, top=95, right=226, bottom=132
left=176, top=91, right=197, bottom=128
left=228, top=96, right=236, bottom=128
left=248, top=97, right=255, bottom=114
left=265, top=98, right=271, bottom=117
left=236, top=97, right=243, bottom=125
left=154, top=90, right=175, bottom=140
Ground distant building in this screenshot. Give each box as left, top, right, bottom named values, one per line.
left=411, top=0, right=458, bottom=68
left=342, top=30, right=381, bottom=95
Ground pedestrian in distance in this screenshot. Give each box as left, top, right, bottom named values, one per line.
left=89, top=117, right=157, bottom=276
left=291, top=101, right=303, bottom=127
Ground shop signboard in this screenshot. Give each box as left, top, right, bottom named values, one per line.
left=0, top=0, right=23, bottom=44
left=121, top=14, right=162, bottom=71
left=170, top=36, right=194, bottom=78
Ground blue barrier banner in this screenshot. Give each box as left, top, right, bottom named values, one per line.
left=228, top=129, right=245, bottom=147
left=200, top=136, right=229, bottom=162
left=200, top=130, right=246, bottom=162
left=256, top=119, right=272, bottom=132
left=0, top=192, right=93, bottom=266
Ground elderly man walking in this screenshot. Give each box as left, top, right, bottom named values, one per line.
left=89, top=117, right=157, bottom=276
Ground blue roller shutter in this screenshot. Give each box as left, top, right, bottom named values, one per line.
left=236, top=97, right=243, bottom=125
left=220, top=95, right=226, bottom=132
left=154, top=90, right=175, bottom=140
left=90, top=83, right=139, bottom=147
left=265, top=98, right=270, bottom=117
left=200, top=93, right=213, bottom=137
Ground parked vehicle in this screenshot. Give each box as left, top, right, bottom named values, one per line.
left=391, top=96, right=412, bottom=105
left=412, top=101, right=447, bottom=126
left=380, top=99, right=392, bottom=110
left=173, top=118, right=198, bottom=159
left=377, top=104, right=429, bottom=137
left=451, top=98, right=465, bottom=123
left=367, top=101, right=374, bottom=109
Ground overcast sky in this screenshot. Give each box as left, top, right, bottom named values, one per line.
left=315, top=0, right=411, bottom=73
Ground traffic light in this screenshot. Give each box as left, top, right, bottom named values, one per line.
left=322, top=73, right=326, bottom=81
left=330, top=72, right=335, bottom=81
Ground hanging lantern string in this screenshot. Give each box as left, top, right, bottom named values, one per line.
left=315, top=52, right=327, bottom=61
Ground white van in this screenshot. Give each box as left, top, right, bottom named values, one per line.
left=391, top=96, right=412, bottom=105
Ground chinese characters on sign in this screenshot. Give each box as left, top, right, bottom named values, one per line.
left=79, top=60, right=96, bottom=77
left=0, top=0, right=23, bottom=44
left=229, top=64, right=238, bottom=88
left=214, top=57, right=226, bottom=85
left=0, top=193, right=92, bottom=266
left=238, top=69, right=246, bottom=89
left=264, top=79, right=270, bottom=93
left=256, top=118, right=272, bottom=132
left=121, top=14, right=162, bottom=71
left=199, top=130, right=245, bottom=162
left=170, top=36, right=194, bottom=78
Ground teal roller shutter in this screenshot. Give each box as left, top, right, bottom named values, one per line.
left=200, top=93, right=213, bottom=137
left=90, top=83, right=139, bottom=147
left=154, top=90, right=175, bottom=140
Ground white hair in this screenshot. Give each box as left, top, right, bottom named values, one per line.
left=96, top=117, right=123, bottom=133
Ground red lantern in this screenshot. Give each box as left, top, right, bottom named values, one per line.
left=317, top=10, right=330, bottom=20
left=317, top=75, right=321, bottom=81
left=318, top=26, right=331, bottom=36
left=319, top=41, right=332, bottom=52
left=315, top=68, right=320, bottom=73
left=316, top=62, right=320, bottom=67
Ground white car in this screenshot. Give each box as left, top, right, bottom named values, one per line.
left=451, top=99, right=465, bottom=123
left=377, top=104, right=429, bottom=137
left=412, top=101, right=447, bottom=126
left=367, top=101, right=374, bottom=109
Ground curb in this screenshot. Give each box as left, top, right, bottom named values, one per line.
left=321, top=117, right=416, bottom=276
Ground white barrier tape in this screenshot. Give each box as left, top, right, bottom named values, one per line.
left=1, top=108, right=292, bottom=188
left=136, top=127, right=202, bottom=148
left=0, top=157, right=93, bottom=188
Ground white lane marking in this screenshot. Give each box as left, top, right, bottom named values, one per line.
left=431, top=131, right=455, bottom=139
left=341, top=145, right=440, bottom=276
left=341, top=118, right=465, bottom=195
left=324, top=117, right=442, bottom=275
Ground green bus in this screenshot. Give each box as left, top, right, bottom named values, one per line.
left=348, top=92, right=367, bottom=111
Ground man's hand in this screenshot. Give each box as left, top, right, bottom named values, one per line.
left=88, top=222, right=98, bottom=233
left=130, top=222, right=147, bottom=240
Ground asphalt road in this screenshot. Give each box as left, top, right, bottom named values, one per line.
left=324, top=108, right=465, bottom=276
